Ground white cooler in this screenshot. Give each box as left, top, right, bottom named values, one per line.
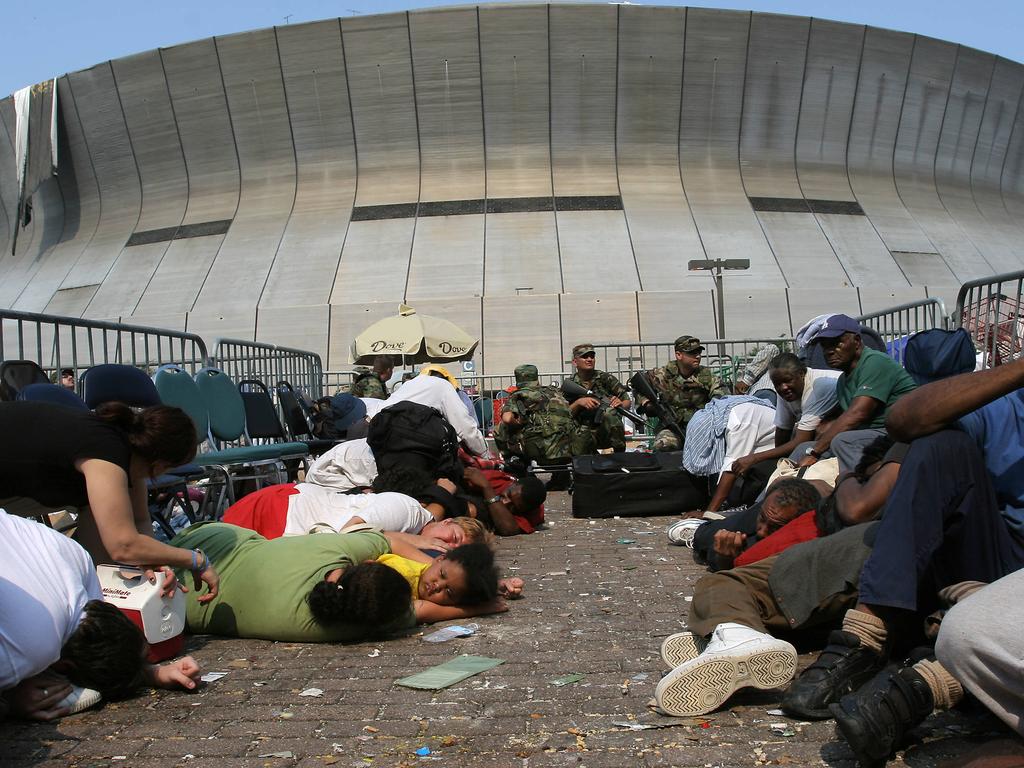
left=97, top=565, right=186, bottom=662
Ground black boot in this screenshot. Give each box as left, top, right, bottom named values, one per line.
left=781, top=630, right=888, bottom=720
left=829, top=664, right=935, bottom=768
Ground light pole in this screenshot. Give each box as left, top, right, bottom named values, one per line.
left=688, top=258, right=751, bottom=341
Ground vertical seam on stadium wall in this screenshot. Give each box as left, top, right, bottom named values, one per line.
left=547, top=3, right=566, bottom=296
left=792, top=15, right=852, bottom=304
left=327, top=17, right=361, bottom=366
left=883, top=32, right=926, bottom=289
left=996, top=61, right=1024, bottom=225
left=83, top=58, right=149, bottom=320
left=737, top=11, right=788, bottom=289
left=613, top=3, right=644, bottom=294
left=676, top=7, right=712, bottom=275
left=475, top=5, right=488, bottom=369
left=921, top=40, right=987, bottom=281
left=964, top=50, right=1004, bottom=265
left=42, top=72, right=103, bottom=312
left=403, top=10, right=423, bottom=304
left=131, top=47, right=192, bottom=318
left=187, top=35, right=244, bottom=319
left=252, top=25, right=303, bottom=333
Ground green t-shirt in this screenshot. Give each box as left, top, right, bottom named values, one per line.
left=836, top=347, right=917, bottom=429
left=171, top=523, right=415, bottom=642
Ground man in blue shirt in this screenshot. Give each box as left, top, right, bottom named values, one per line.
left=782, top=354, right=1024, bottom=736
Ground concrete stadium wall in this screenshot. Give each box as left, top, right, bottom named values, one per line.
left=2, top=4, right=1023, bottom=373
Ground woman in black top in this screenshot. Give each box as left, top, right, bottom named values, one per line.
left=0, top=401, right=219, bottom=602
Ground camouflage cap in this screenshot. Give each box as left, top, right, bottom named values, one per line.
left=571, top=343, right=595, bottom=359
left=674, top=335, right=705, bottom=354
left=514, top=364, right=539, bottom=385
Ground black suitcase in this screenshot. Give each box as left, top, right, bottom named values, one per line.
left=570, top=452, right=708, bottom=518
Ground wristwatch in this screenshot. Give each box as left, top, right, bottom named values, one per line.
left=486, top=494, right=502, bottom=505
left=804, top=446, right=822, bottom=459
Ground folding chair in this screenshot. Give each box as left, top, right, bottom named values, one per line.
left=17, top=383, right=89, bottom=410
left=0, top=360, right=50, bottom=401
left=237, top=379, right=313, bottom=479
left=275, top=380, right=340, bottom=457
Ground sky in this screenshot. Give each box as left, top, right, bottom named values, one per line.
left=3, top=0, right=1023, bottom=97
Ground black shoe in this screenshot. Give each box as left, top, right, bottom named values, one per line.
left=829, top=664, right=935, bottom=768
left=780, top=630, right=888, bottom=720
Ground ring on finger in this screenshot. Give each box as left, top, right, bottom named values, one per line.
left=43, top=688, right=49, bottom=696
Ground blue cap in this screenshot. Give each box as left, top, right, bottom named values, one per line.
left=809, top=314, right=861, bottom=342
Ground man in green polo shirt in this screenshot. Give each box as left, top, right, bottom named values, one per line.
left=171, top=523, right=415, bottom=643
left=796, top=314, right=916, bottom=473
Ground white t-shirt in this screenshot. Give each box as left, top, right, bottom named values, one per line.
left=720, top=402, right=778, bottom=479
left=774, top=368, right=842, bottom=432
left=376, top=376, right=487, bottom=455
left=305, top=438, right=378, bottom=491
left=0, top=510, right=101, bottom=690
left=283, top=486, right=432, bottom=537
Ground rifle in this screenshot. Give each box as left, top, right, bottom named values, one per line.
left=628, top=371, right=686, bottom=444
left=560, top=379, right=650, bottom=430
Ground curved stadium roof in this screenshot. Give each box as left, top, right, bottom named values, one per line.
left=1, top=4, right=1022, bottom=372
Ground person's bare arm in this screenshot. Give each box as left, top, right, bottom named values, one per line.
left=798, top=396, right=880, bottom=466
left=706, top=472, right=738, bottom=512
left=382, top=533, right=434, bottom=564
left=143, top=656, right=202, bottom=690
left=463, top=467, right=521, bottom=536
left=384, top=530, right=451, bottom=553
left=413, top=598, right=508, bottom=624
left=832, top=462, right=901, bottom=525
left=731, top=427, right=814, bottom=476
left=886, top=357, right=1024, bottom=441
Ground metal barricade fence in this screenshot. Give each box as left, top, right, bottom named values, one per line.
left=954, top=270, right=1024, bottom=369
left=211, top=338, right=325, bottom=399
left=0, top=308, right=208, bottom=384
left=857, top=297, right=949, bottom=363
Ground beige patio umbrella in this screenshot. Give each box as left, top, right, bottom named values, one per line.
left=351, top=304, right=479, bottom=364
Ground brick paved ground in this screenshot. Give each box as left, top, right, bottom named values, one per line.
left=2, top=492, right=1010, bottom=768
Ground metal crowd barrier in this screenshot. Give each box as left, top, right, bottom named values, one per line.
left=954, top=270, right=1024, bottom=369
left=211, top=338, right=324, bottom=399
left=857, top=297, right=948, bottom=363
left=0, top=308, right=208, bottom=383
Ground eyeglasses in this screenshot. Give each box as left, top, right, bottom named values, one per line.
left=577, top=352, right=596, bottom=359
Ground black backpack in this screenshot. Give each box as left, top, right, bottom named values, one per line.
left=366, top=401, right=462, bottom=482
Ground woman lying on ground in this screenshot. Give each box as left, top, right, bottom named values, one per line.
left=222, top=466, right=493, bottom=552
left=0, top=401, right=218, bottom=601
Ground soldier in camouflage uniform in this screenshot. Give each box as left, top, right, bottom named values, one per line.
left=565, top=343, right=631, bottom=452
left=348, top=355, right=393, bottom=400
left=635, top=335, right=727, bottom=451
left=494, top=364, right=595, bottom=463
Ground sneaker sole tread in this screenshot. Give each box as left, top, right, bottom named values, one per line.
left=655, top=647, right=797, bottom=717
left=660, top=632, right=707, bottom=668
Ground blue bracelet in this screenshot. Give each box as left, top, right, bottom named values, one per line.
left=191, top=549, right=206, bottom=571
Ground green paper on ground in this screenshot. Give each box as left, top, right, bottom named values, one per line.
left=395, top=654, right=505, bottom=690
left=550, top=673, right=585, bottom=686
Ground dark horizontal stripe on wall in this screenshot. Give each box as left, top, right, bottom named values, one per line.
left=419, top=199, right=486, bottom=217
left=554, top=195, right=623, bottom=212
left=351, top=203, right=419, bottom=221
left=487, top=197, right=554, bottom=213
left=351, top=195, right=624, bottom=221
left=749, top=197, right=865, bottom=215
left=126, top=219, right=233, bottom=247
left=807, top=199, right=864, bottom=216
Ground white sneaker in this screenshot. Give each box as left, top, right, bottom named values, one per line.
left=660, top=631, right=708, bottom=668
left=654, top=624, right=797, bottom=716
left=57, top=686, right=102, bottom=715
left=667, top=518, right=704, bottom=547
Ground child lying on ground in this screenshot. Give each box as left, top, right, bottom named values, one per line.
left=377, top=543, right=524, bottom=623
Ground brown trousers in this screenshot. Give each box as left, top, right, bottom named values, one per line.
left=688, top=554, right=858, bottom=637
